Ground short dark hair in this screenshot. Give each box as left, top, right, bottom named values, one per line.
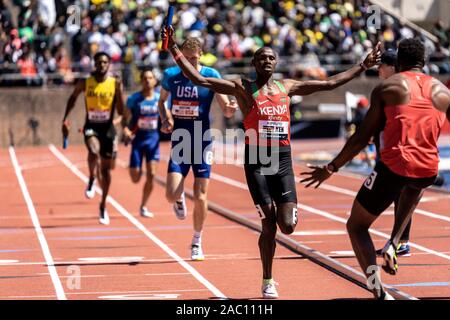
left=93, top=51, right=111, bottom=62
left=140, top=67, right=154, bottom=79
left=380, top=50, right=397, bottom=66
left=397, top=38, right=425, bottom=69
left=253, top=46, right=277, bottom=59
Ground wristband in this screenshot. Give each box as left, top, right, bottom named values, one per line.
left=360, top=61, right=368, bottom=71
left=173, top=51, right=183, bottom=61
left=325, top=162, right=339, bottom=174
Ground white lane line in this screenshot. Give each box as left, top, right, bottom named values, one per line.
left=5, top=289, right=209, bottom=299
left=8, top=147, right=67, bottom=300
left=0, top=260, right=19, bottom=264
left=49, top=144, right=227, bottom=299
left=211, top=171, right=450, bottom=261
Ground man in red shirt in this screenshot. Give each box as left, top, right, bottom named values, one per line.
left=301, top=38, right=450, bottom=300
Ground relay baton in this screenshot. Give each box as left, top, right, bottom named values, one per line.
left=162, top=6, right=175, bottom=51
left=63, top=136, right=69, bottom=149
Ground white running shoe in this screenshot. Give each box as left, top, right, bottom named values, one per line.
left=99, top=206, right=110, bottom=225
left=261, top=280, right=279, bottom=299
left=383, top=292, right=395, bottom=300
left=85, top=179, right=95, bottom=199
left=173, top=193, right=187, bottom=220
left=191, top=244, right=205, bottom=261
left=140, top=206, right=154, bottom=218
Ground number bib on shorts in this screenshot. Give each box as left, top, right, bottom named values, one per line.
left=137, top=117, right=158, bottom=130
left=172, top=100, right=200, bottom=118
left=258, top=120, right=289, bottom=140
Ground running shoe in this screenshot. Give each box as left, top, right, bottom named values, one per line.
left=261, top=279, right=279, bottom=299
left=173, top=192, right=187, bottom=220
left=381, top=241, right=398, bottom=275
left=85, top=178, right=95, bottom=199
left=191, top=244, right=204, bottom=261
left=376, top=242, right=411, bottom=257
left=396, top=243, right=411, bottom=257
left=377, top=291, right=395, bottom=300
left=140, top=206, right=154, bottom=218
left=99, top=205, right=110, bottom=225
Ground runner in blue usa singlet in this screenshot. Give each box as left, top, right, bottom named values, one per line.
left=162, top=64, right=219, bottom=178
left=158, top=38, right=236, bottom=261
left=123, top=69, right=160, bottom=218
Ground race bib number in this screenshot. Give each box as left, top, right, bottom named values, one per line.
left=258, top=120, right=289, bottom=140
left=137, top=117, right=158, bottom=130
left=172, top=100, right=199, bottom=118
left=88, top=110, right=110, bottom=123
left=364, top=170, right=378, bottom=190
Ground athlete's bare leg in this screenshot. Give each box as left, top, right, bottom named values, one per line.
left=165, top=172, right=185, bottom=203
left=346, top=200, right=384, bottom=298
left=129, top=167, right=142, bottom=184
left=390, top=186, right=424, bottom=247
left=141, top=161, right=157, bottom=209
left=99, top=157, right=113, bottom=210
left=276, top=202, right=297, bottom=235
left=258, top=203, right=277, bottom=280
left=193, top=178, right=209, bottom=233
left=85, top=136, right=102, bottom=185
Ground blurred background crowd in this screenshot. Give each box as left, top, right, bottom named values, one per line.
left=1, top=0, right=450, bottom=87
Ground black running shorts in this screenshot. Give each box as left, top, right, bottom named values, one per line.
left=356, top=161, right=436, bottom=216
left=83, top=123, right=118, bottom=159
left=244, top=145, right=297, bottom=206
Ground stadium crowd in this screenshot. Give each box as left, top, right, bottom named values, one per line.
left=1, top=0, right=450, bottom=87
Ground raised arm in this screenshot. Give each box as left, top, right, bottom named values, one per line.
left=431, top=79, right=450, bottom=121
left=161, top=27, right=241, bottom=96
left=286, top=43, right=381, bottom=96
left=300, top=83, right=385, bottom=188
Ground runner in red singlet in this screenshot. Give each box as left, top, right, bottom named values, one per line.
left=301, top=38, right=450, bottom=300
left=161, top=26, right=381, bottom=299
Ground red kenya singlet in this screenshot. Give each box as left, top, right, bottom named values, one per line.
left=380, top=71, right=447, bottom=178
left=243, top=80, right=291, bottom=146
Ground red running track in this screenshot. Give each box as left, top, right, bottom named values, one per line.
left=0, top=140, right=448, bottom=300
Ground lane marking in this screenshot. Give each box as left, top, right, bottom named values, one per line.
left=78, top=257, right=144, bottom=263
left=393, top=282, right=450, bottom=288
left=0, top=260, right=19, bottom=264
left=330, top=251, right=355, bottom=256
left=49, top=144, right=227, bottom=299
left=5, top=289, right=208, bottom=299
left=99, top=293, right=180, bottom=300
left=9, top=147, right=66, bottom=300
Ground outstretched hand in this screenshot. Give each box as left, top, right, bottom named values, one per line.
left=362, top=42, right=382, bottom=69
left=299, top=164, right=333, bottom=189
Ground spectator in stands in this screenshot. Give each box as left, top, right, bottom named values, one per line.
left=1, top=0, right=449, bottom=87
